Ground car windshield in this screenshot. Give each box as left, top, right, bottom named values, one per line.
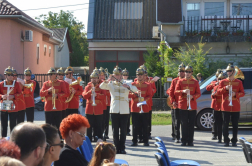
left=200, top=73, right=216, bottom=90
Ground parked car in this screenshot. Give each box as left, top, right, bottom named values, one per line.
left=196, top=67, right=252, bottom=130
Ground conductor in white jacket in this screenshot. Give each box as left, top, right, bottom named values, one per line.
left=100, top=66, right=138, bottom=154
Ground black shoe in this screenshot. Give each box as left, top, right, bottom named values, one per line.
left=116, top=150, right=121, bottom=154
left=188, top=143, right=194, bottom=146
left=181, top=143, right=186, bottom=146
left=138, top=139, right=143, bottom=143
left=232, top=143, right=237, bottom=147
left=127, top=132, right=131, bottom=136
left=131, top=143, right=138, bottom=146
left=143, top=143, right=149, bottom=146
left=175, top=139, right=180, bottom=143
left=224, top=142, right=229, bottom=147
left=149, top=136, right=152, bottom=140
left=105, top=135, right=109, bottom=139
left=120, top=150, right=127, bottom=154
left=212, top=136, right=217, bottom=140
left=172, top=136, right=176, bottom=140
left=218, top=140, right=222, bottom=143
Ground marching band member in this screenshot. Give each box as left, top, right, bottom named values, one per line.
left=175, top=65, right=201, bottom=146
left=211, top=72, right=227, bottom=143
left=12, top=68, right=26, bottom=124
left=40, top=68, right=67, bottom=130
left=22, top=67, right=36, bottom=122
left=122, top=68, right=132, bottom=136
left=57, top=67, right=70, bottom=119
left=64, top=66, right=83, bottom=116
left=83, top=72, right=105, bottom=141
left=0, top=67, right=22, bottom=137
left=100, top=66, right=138, bottom=154
left=130, top=67, right=152, bottom=147
left=217, top=64, right=245, bottom=147
left=168, top=63, right=185, bottom=143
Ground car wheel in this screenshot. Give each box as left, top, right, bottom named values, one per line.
left=196, top=109, right=214, bottom=131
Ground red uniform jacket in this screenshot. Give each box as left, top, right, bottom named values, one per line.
left=217, top=78, right=245, bottom=112
left=0, top=80, right=22, bottom=112
left=211, top=85, right=222, bottom=111
left=23, top=80, right=36, bottom=108
left=40, top=80, right=68, bottom=111
left=206, top=80, right=217, bottom=91
left=168, top=77, right=180, bottom=109
left=82, top=83, right=106, bottom=115
left=67, top=78, right=83, bottom=109
left=15, top=82, right=26, bottom=111
left=175, top=78, right=201, bottom=110
left=146, top=76, right=157, bottom=109
left=59, top=80, right=70, bottom=110
left=129, top=81, right=152, bottom=113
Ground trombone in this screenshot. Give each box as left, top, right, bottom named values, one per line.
left=92, top=84, right=97, bottom=106
left=187, top=90, right=192, bottom=110
left=52, top=82, right=56, bottom=110
left=228, top=83, right=233, bottom=106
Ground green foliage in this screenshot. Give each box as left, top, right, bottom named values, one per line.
left=36, top=10, right=89, bottom=66
left=157, top=41, right=173, bottom=77
left=237, top=56, right=252, bottom=67
left=143, top=46, right=159, bottom=76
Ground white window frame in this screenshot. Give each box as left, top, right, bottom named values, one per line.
left=230, top=0, right=252, bottom=16
left=37, top=44, right=40, bottom=64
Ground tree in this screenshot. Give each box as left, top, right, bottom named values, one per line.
left=143, top=46, right=159, bottom=77
left=36, top=10, right=89, bottom=66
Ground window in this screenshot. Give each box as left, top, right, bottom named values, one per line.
left=49, top=46, right=51, bottom=57
left=232, top=3, right=252, bottom=15
left=36, top=44, right=40, bottom=64
left=114, top=2, right=143, bottom=19
left=118, top=51, right=139, bottom=61
left=205, top=2, right=224, bottom=16
left=187, top=3, right=200, bottom=31
left=96, top=51, right=117, bottom=61
left=44, top=45, right=47, bottom=56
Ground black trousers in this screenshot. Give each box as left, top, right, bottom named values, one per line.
left=17, top=110, right=25, bottom=124
left=171, top=109, right=175, bottom=138
left=1, top=111, right=18, bottom=137
left=132, top=112, right=149, bottom=144
left=127, top=112, right=131, bottom=133
left=86, top=114, right=103, bottom=141
left=111, top=113, right=129, bottom=151
left=103, top=106, right=110, bottom=136
left=173, top=108, right=181, bottom=140
left=222, top=111, right=240, bottom=143
left=212, top=110, right=223, bottom=140
left=62, top=110, right=67, bottom=120
left=66, top=109, right=78, bottom=117
left=45, top=111, right=62, bottom=130
left=25, top=107, right=34, bottom=122
left=179, top=109, right=196, bottom=144
left=148, top=110, right=152, bottom=136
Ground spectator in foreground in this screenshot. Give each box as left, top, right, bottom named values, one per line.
left=54, top=114, right=90, bottom=166
left=196, top=73, right=204, bottom=84
left=89, top=142, right=116, bottom=166
left=41, top=124, right=63, bottom=166
left=0, top=156, right=25, bottom=166
left=10, top=122, right=47, bottom=166
left=0, top=139, right=21, bottom=159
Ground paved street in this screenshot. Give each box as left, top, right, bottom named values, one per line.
left=1, top=110, right=252, bottom=166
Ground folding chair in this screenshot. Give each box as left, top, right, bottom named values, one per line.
left=239, top=137, right=252, bottom=163
left=155, top=137, right=166, bottom=148
left=79, top=141, right=92, bottom=162
left=244, top=142, right=252, bottom=163
left=155, top=152, right=168, bottom=166
left=155, top=141, right=166, bottom=150
left=85, top=136, right=93, bottom=154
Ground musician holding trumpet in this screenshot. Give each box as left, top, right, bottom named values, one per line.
left=175, top=65, right=201, bottom=146
left=217, top=64, right=245, bottom=147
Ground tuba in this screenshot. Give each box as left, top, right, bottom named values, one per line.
left=65, top=77, right=82, bottom=103
left=234, top=66, right=245, bottom=80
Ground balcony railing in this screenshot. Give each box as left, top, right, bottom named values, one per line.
left=182, top=15, right=252, bottom=37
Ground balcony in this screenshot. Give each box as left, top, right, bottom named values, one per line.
left=181, top=15, right=252, bottom=43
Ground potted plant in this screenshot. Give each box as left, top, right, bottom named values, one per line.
left=217, top=30, right=229, bottom=37
left=232, top=29, right=244, bottom=36
left=200, top=30, right=212, bottom=36
left=185, top=30, right=198, bottom=36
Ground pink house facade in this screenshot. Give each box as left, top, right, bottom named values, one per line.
left=0, top=0, right=63, bottom=75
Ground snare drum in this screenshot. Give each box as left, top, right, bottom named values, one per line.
left=0, top=101, right=15, bottom=111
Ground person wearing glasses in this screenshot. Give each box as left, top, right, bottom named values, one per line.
left=41, top=124, right=64, bottom=166
left=217, top=64, right=245, bottom=147
left=0, top=66, right=22, bottom=137
left=64, top=66, right=83, bottom=116
left=175, top=65, right=201, bottom=146
left=167, top=63, right=185, bottom=143
left=57, top=67, right=70, bottom=120
left=40, top=68, right=67, bottom=130
left=12, top=68, right=26, bottom=124
left=54, top=114, right=90, bottom=166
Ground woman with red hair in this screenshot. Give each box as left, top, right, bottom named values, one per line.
left=0, top=139, right=21, bottom=159
left=54, top=114, right=90, bottom=166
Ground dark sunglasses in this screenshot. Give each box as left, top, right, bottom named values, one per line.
left=179, top=71, right=185, bottom=73
left=13, top=75, right=17, bottom=77
left=226, top=70, right=232, bottom=72
left=58, top=74, right=64, bottom=76
left=185, top=71, right=192, bottom=73
left=7, top=74, right=13, bottom=76
left=25, top=75, right=31, bottom=76
left=50, top=140, right=64, bottom=148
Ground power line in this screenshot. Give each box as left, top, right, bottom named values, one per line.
left=23, top=2, right=93, bottom=11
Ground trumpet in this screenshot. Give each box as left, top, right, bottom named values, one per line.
left=24, top=83, right=33, bottom=92
left=52, top=82, right=56, bottom=110
left=187, top=90, right=192, bottom=110
left=139, top=91, right=144, bottom=113
left=228, top=83, right=233, bottom=106
left=65, top=77, right=81, bottom=103
left=92, top=85, right=97, bottom=106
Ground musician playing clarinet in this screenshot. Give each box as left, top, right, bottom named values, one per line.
left=100, top=66, right=138, bottom=154
left=175, top=65, right=201, bottom=146
left=0, top=67, right=21, bottom=137
left=217, top=64, right=245, bottom=147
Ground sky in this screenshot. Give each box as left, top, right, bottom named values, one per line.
left=8, top=0, right=90, bottom=32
